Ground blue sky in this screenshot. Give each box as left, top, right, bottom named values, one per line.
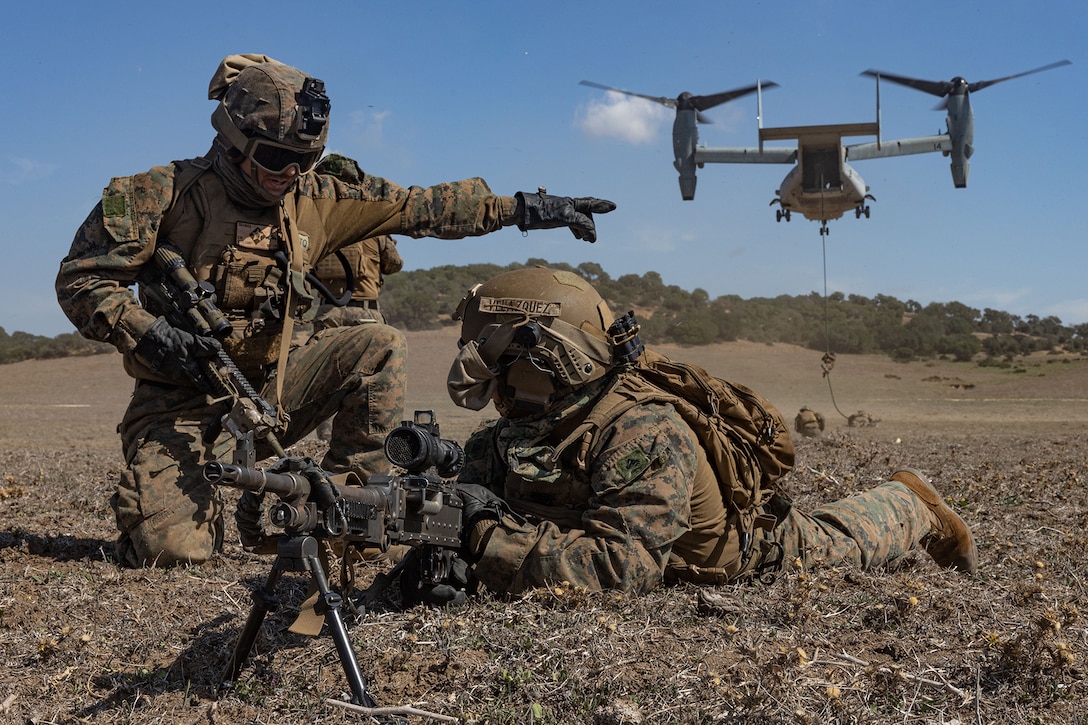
left=3, top=1, right=1083, bottom=337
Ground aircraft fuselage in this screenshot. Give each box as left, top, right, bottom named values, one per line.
left=776, top=159, right=869, bottom=222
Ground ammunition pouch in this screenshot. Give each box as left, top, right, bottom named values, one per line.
left=221, top=317, right=282, bottom=378
left=209, top=244, right=317, bottom=376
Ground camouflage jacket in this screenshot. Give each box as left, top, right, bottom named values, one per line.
left=459, top=381, right=726, bottom=594
left=56, top=155, right=515, bottom=371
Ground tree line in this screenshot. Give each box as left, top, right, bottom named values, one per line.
left=5, top=258, right=1084, bottom=365
left=380, top=259, right=1087, bottom=364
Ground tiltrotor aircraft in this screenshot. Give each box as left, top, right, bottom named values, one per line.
left=580, top=60, right=1070, bottom=234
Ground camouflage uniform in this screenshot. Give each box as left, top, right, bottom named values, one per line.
left=310, top=155, right=405, bottom=332
left=57, top=157, right=517, bottom=567
left=459, top=380, right=939, bottom=595
left=849, top=410, right=880, bottom=427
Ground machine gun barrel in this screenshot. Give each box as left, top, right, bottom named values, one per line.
left=202, top=460, right=311, bottom=502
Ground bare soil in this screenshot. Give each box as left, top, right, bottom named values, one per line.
left=2, top=328, right=1087, bottom=724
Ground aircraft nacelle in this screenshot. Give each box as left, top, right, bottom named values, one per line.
left=859, top=61, right=1071, bottom=190
left=672, top=108, right=700, bottom=200
left=944, top=94, right=974, bottom=188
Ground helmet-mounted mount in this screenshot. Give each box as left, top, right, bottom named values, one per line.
left=608, top=311, right=644, bottom=364
left=295, top=78, right=330, bottom=141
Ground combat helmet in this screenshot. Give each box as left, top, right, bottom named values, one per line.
left=209, top=54, right=329, bottom=174
left=453, top=267, right=616, bottom=415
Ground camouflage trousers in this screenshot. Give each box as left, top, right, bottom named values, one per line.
left=310, top=304, right=386, bottom=441
left=312, top=302, right=386, bottom=330
left=771, top=480, right=934, bottom=572
left=112, top=323, right=407, bottom=568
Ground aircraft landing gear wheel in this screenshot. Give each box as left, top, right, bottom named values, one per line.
left=864, top=206, right=870, bottom=219
left=775, top=209, right=783, bottom=223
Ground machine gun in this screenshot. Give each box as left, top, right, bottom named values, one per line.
left=139, top=243, right=285, bottom=461
left=203, top=411, right=465, bottom=708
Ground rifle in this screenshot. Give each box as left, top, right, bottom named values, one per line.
left=203, top=410, right=465, bottom=709
left=139, top=243, right=286, bottom=460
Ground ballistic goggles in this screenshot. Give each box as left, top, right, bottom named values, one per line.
left=474, top=316, right=611, bottom=389
left=243, top=136, right=324, bottom=175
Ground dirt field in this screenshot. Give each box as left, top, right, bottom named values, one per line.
left=2, top=328, right=1087, bottom=724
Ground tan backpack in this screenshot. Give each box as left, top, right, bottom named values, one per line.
left=556, top=347, right=795, bottom=549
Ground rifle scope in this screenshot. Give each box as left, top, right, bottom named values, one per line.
left=154, top=245, right=233, bottom=339
left=384, top=414, right=464, bottom=478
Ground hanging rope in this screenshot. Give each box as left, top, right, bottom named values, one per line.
left=820, top=232, right=850, bottom=421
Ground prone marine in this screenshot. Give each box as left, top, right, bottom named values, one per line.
left=431, top=267, right=978, bottom=596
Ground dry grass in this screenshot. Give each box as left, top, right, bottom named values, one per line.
left=2, top=329, right=1087, bottom=724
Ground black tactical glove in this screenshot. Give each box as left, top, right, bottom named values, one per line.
left=514, top=190, right=617, bottom=243
left=355, top=547, right=476, bottom=612
left=458, top=483, right=519, bottom=562
left=399, top=549, right=476, bottom=608
left=235, top=490, right=268, bottom=548
left=133, top=316, right=223, bottom=391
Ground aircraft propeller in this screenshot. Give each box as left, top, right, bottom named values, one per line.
left=579, top=80, right=777, bottom=124
left=861, top=60, right=1070, bottom=110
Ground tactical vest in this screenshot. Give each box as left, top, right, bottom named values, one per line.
left=314, top=238, right=381, bottom=301
left=106, top=158, right=318, bottom=383
left=551, top=348, right=795, bottom=582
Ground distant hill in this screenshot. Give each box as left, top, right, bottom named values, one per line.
left=11, top=259, right=1086, bottom=365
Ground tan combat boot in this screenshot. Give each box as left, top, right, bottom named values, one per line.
left=891, top=468, right=978, bottom=575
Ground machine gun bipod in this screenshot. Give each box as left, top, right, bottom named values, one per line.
left=222, top=534, right=381, bottom=709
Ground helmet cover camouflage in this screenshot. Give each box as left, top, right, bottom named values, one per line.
left=209, top=54, right=329, bottom=169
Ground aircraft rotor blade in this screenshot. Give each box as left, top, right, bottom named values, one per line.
left=862, top=60, right=1071, bottom=99
left=691, top=81, right=779, bottom=112
left=861, top=69, right=952, bottom=98
left=967, top=59, right=1072, bottom=92
left=579, top=80, right=677, bottom=109
left=579, top=79, right=780, bottom=118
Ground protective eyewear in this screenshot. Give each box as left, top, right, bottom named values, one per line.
left=245, top=137, right=324, bottom=175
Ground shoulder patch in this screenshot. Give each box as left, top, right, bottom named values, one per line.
left=101, top=175, right=137, bottom=242
left=102, top=193, right=127, bottom=217
left=614, top=448, right=651, bottom=484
